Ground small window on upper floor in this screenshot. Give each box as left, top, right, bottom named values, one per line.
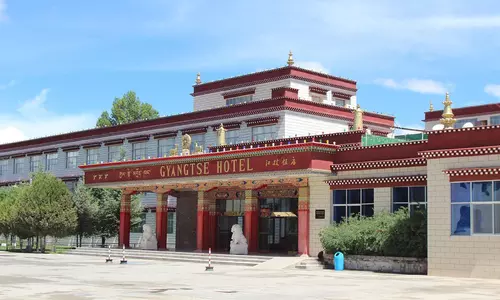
left=335, top=99, right=346, bottom=107
left=311, top=95, right=323, bottom=103
left=491, top=115, right=500, bottom=125
left=454, top=118, right=478, bottom=129
left=226, top=95, right=252, bottom=106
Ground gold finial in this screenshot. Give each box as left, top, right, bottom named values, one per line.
left=439, top=92, right=456, bottom=129
left=216, top=123, right=227, bottom=146
left=287, top=50, right=294, bottom=66
left=195, top=72, right=201, bottom=85
left=429, top=100, right=434, bottom=112
left=352, top=104, right=364, bottom=131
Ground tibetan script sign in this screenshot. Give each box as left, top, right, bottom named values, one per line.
left=84, top=152, right=316, bottom=185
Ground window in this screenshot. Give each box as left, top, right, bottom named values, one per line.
left=108, top=145, right=122, bottom=162
left=335, top=99, right=346, bottom=107
left=332, top=189, right=374, bottom=223
left=167, top=212, right=175, bottom=234
left=190, top=134, right=205, bottom=153
left=29, top=156, right=41, bottom=172
left=158, top=138, right=175, bottom=157
left=66, top=151, right=79, bottom=169
left=65, top=181, right=77, bottom=193
left=491, top=116, right=500, bottom=125
left=13, top=157, right=24, bottom=174
left=86, top=148, right=99, bottom=165
left=451, top=181, right=500, bottom=236
left=0, top=159, right=8, bottom=176
left=454, top=118, right=478, bottom=129
left=226, top=95, right=252, bottom=106
left=226, top=130, right=240, bottom=145
left=311, top=95, right=323, bottom=103
left=252, top=125, right=277, bottom=142
left=46, top=153, right=58, bottom=171
left=132, top=142, right=147, bottom=160
left=392, top=186, right=427, bottom=214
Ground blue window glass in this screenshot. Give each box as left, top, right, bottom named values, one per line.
left=451, top=182, right=470, bottom=203
left=472, top=182, right=492, bottom=202
left=451, top=204, right=471, bottom=235
left=333, top=190, right=346, bottom=204
left=362, top=189, right=374, bottom=204
left=472, top=204, right=493, bottom=234
left=347, top=190, right=360, bottom=204
left=333, top=206, right=346, bottom=223
left=495, top=182, right=500, bottom=201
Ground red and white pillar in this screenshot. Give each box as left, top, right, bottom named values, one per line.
left=298, top=186, right=310, bottom=256
left=119, top=192, right=131, bottom=248
left=244, top=190, right=259, bottom=253
left=197, top=191, right=216, bottom=251
left=156, top=192, right=168, bottom=250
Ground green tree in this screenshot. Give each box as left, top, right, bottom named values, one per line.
left=17, top=172, right=78, bottom=251
left=91, top=188, right=143, bottom=247
left=72, top=180, right=99, bottom=247
left=96, top=91, right=159, bottom=127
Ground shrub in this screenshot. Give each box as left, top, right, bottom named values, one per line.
left=319, top=208, right=427, bottom=258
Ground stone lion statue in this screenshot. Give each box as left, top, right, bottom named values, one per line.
left=230, top=224, right=248, bottom=255
left=138, top=224, right=158, bottom=250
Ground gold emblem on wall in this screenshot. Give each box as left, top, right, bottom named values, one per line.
left=182, top=134, right=192, bottom=155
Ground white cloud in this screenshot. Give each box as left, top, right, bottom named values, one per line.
left=295, top=61, right=330, bottom=74
left=374, top=78, right=449, bottom=95
left=0, top=89, right=97, bottom=144
left=485, top=84, right=500, bottom=97
left=0, top=79, right=15, bottom=90
left=0, top=0, right=7, bottom=22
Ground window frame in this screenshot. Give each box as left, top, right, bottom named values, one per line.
left=132, top=142, right=147, bottom=160
left=190, top=134, right=205, bottom=153
left=225, top=130, right=240, bottom=145
left=451, top=180, right=500, bottom=236
left=391, top=186, right=427, bottom=214
left=45, top=153, right=58, bottom=171
left=13, top=157, right=24, bottom=174
left=158, top=138, right=175, bottom=158
left=29, top=155, right=41, bottom=172
left=332, top=188, right=375, bottom=224
left=86, top=148, right=99, bottom=165
left=0, top=159, right=8, bottom=176
left=490, top=115, right=500, bottom=125
left=108, top=145, right=122, bottom=162
left=226, top=95, right=253, bottom=106
left=251, top=125, right=277, bottom=142
left=66, top=150, right=79, bottom=169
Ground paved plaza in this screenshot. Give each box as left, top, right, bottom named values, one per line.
left=1, top=252, right=500, bottom=300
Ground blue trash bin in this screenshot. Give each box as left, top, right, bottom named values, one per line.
left=334, top=252, right=344, bottom=271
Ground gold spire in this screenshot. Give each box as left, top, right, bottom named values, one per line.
left=195, top=72, right=201, bottom=85
left=429, top=100, right=434, bottom=112
left=287, top=50, right=294, bottom=66
left=352, top=104, right=364, bottom=131
left=439, top=92, right=456, bottom=129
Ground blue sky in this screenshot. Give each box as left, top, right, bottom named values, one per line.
left=1, top=0, right=500, bottom=143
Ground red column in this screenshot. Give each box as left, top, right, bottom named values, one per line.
left=298, top=186, right=310, bottom=256
left=208, top=199, right=217, bottom=250
left=244, top=190, right=259, bottom=253
left=119, top=193, right=131, bottom=248
left=156, top=193, right=168, bottom=250
left=196, top=191, right=210, bottom=251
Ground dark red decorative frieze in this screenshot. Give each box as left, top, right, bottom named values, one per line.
left=245, top=116, right=280, bottom=127
left=309, top=86, right=328, bottom=95
left=426, top=125, right=500, bottom=135
left=210, top=122, right=241, bottom=131
left=222, top=88, right=256, bottom=99
left=444, top=167, right=500, bottom=182
left=153, top=132, right=178, bottom=139
left=126, top=135, right=150, bottom=143
left=331, top=157, right=426, bottom=172
left=182, top=127, right=208, bottom=135
left=326, top=175, right=427, bottom=189
left=103, top=138, right=124, bottom=146
left=338, top=140, right=428, bottom=152
left=331, top=92, right=352, bottom=100
left=61, top=145, right=81, bottom=152
left=419, top=145, right=500, bottom=159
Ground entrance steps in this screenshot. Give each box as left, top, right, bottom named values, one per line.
left=65, top=247, right=271, bottom=267
left=294, top=257, right=326, bottom=270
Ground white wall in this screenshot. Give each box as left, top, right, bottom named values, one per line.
left=283, top=111, right=349, bottom=138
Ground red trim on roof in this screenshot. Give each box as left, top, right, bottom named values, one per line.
left=42, top=148, right=58, bottom=154
left=11, top=153, right=26, bottom=158
left=222, top=88, right=256, bottom=99
left=211, top=122, right=241, bottom=131
left=309, top=86, right=328, bottom=95
left=331, top=92, right=351, bottom=100
left=62, top=146, right=81, bottom=152
left=331, top=157, right=426, bottom=172
left=0, top=97, right=393, bottom=153
left=153, top=132, right=177, bottom=139
left=26, top=151, right=42, bottom=156
left=193, top=66, right=356, bottom=95
left=425, top=103, right=500, bottom=121
left=82, top=142, right=102, bottom=149
left=182, top=127, right=208, bottom=135
left=271, top=87, right=299, bottom=99
left=127, top=135, right=150, bottom=143
left=444, top=167, right=500, bottom=182
left=104, top=139, right=124, bottom=146
left=245, top=116, right=280, bottom=127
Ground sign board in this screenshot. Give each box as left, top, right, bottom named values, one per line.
left=315, top=209, right=325, bottom=219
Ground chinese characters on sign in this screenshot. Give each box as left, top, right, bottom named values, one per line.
left=265, top=157, right=296, bottom=168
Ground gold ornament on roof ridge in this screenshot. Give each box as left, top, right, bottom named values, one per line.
left=195, top=72, right=201, bottom=85
left=429, top=100, right=434, bottom=112
left=439, top=92, right=456, bottom=129
left=352, top=104, right=364, bottom=131
left=287, top=50, right=294, bottom=66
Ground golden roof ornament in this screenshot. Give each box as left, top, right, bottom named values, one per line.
left=216, top=123, right=227, bottom=146
left=429, top=101, right=434, bottom=112
left=287, top=50, right=294, bottom=66
left=195, top=72, right=201, bottom=85
left=352, top=104, right=364, bottom=131
left=181, top=134, right=192, bottom=155
left=439, top=92, right=456, bottom=129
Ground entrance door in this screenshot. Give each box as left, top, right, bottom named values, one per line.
left=258, top=198, right=298, bottom=253
left=215, top=199, right=244, bottom=252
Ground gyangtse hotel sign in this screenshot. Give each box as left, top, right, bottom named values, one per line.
left=83, top=153, right=311, bottom=184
